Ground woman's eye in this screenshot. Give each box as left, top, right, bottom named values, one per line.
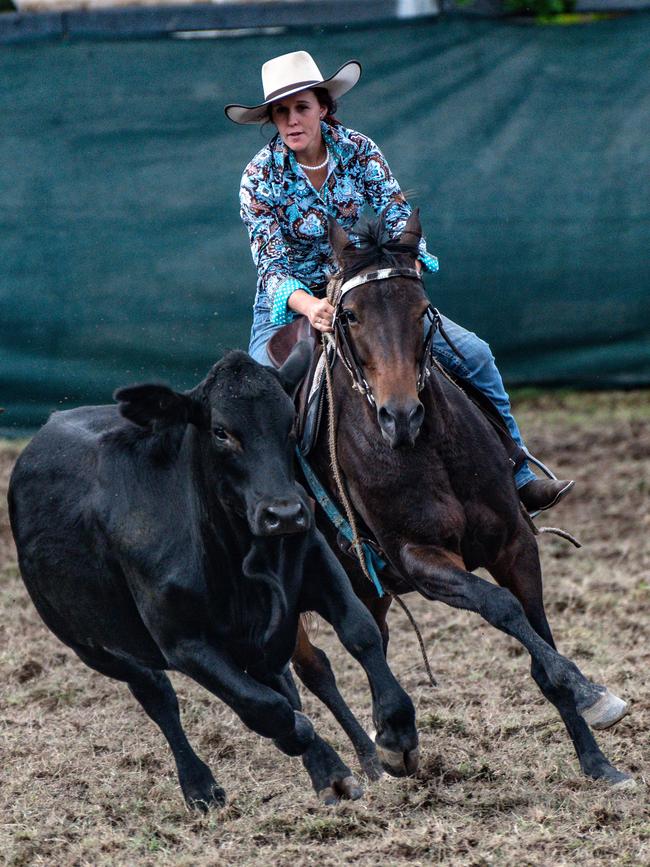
left=213, top=427, right=229, bottom=442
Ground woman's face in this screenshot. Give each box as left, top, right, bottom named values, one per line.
left=270, top=90, right=326, bottom=157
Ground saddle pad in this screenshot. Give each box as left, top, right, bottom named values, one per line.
left=265, top=318, right=326, bottom=456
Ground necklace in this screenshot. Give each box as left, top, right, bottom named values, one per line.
left=297, top=147, right=329, bottom=172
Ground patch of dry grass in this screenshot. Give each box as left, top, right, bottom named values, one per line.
left=1, top=392, right=648, bottom=866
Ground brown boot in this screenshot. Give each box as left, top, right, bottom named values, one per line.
left=519, top=478, right=575, bottom=513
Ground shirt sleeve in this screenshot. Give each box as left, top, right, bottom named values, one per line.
left=358, top=134, right=439, bottom=274
left=239, top=162, right=312, bottom=326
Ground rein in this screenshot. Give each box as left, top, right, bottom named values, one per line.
left=328, top=267, right=465, bottom=406
left=313, top=264, right=443, bottom=688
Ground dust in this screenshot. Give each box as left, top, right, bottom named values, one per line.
left=1, top=391, right=648, bottom=866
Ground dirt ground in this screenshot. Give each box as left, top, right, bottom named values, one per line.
left=1, top=390, right=648, bottom=867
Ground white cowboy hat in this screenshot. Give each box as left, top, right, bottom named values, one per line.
left=224, top=50, right=362, bottom=125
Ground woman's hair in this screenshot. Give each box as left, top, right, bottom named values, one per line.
left=263, top=87, right=339, bottom=128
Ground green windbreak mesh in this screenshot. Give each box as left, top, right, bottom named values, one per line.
left=2, top=15, right=649, bottom=431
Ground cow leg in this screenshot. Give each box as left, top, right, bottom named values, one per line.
left=490, top=534, right=632, bottom=785
left=71, top=643, right=224, bottom=810
left=152, top=632, right=365, bottom=804
left=400, top=544, right=621, bottom=734
left=292, top=620, right=384, bottom=779
left=245, top=663, right=362, bottom=803
left=303, top=540, right=419, bottom=778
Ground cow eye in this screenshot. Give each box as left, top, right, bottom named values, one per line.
left=212, top=426, right=229, bottom=442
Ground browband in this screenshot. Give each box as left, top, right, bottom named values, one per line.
left=337, top=267, right=421, bottom=298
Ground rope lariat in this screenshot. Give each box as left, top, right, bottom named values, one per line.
left=320, top=329, right=437, bottom=689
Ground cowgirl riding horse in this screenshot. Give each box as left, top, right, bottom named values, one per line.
left=225, top=50, right=573, bottom=513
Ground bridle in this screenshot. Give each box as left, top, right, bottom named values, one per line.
left=328, top=266, right=464, bottom=407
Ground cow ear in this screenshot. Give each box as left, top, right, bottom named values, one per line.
left=277, top=340, right=312, bottom=395
left=328, top=218, right=354, bottom=264
left=114, top=384, right=206, bottom=429
left=398, top=208, right=422, bottom=251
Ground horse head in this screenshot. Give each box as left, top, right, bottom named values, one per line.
left=329, top=211, right=431, bottom=449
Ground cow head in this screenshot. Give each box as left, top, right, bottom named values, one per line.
left=114, top=343, right=313, bottom=537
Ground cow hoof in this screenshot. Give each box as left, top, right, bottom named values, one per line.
left=581, top=689, right=629, bottom=730
left=359, top=750, right=384, bottom=782
left=318, top=774, right=363, bottom=805
left=185, top=783, right=227, bottom=813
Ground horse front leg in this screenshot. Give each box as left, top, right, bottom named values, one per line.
left=489, top=531, right=632, bottom=786
left=400, top=543, right=633, bottom=784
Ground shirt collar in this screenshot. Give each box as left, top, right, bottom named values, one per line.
left=271, top=122, right=356, bottom=174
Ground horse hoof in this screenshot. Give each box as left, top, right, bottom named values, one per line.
left=375, top=743, right=420, bottom=777
left=612, top=775, right=637, bottom=791
left=581, top=689, right=629, bottom=730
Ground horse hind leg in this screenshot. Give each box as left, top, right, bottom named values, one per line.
left=71, top=642, right=225, bottom=810
left=292, top=619, right=383, bottom=780
left=489, top=533, right=633, bottom=786
left=401, top=542, right=633, bottom=785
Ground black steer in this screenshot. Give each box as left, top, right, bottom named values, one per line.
left=8, top=347, right=418, bottom=810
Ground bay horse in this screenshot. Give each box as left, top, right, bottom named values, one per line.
left=290, top=211, right=632, bottom=787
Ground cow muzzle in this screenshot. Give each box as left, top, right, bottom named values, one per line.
left=377, top=398, right=424, bottom=449
left=253, top=497, right=312, bottom=536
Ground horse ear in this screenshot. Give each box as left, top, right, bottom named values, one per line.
left=114, top=383, right=207, bottom=429
left=398, top=209, right=422, bottom=250
left=328, top=218, right=354, bottom=264
left=277, top=340, right=313, bottom=395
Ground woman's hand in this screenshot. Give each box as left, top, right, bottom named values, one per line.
left=288, top=290, right=334, bottom=333
left=306, top=298, right=335, bottom=333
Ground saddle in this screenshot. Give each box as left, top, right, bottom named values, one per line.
left=267, top=318, right=327, bottom=456
left=267, top=318, right=526, bottom=472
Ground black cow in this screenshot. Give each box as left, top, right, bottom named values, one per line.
left=8, top=347, right=418, bottom=810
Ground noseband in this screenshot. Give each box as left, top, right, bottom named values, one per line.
left=330, top=267, right=464, bottom=407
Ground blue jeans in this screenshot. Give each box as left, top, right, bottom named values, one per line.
left=248, top=304, right=536, bottom=488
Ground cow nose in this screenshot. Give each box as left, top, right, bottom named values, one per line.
left=260, top=501, right=310, bottom=535
left=377, top=399, right=424, bottom=449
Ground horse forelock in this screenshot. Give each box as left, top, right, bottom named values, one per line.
left=337, top=219, right=418, bottom=283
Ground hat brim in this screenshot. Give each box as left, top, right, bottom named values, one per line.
left=224, top=60, right=362, bottom=125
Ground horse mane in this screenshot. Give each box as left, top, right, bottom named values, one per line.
left=338, top=218, right=418, bottom=282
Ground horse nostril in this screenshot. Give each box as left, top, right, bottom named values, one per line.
left=408, top=402, right=424, bottom=435
left=378, top=406, right=396, bottom=432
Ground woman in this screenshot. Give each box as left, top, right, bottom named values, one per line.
left=225, top=51, right=572, bottom=513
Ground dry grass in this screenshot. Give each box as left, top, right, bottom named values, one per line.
left=1, top=391, right=649, bottom=866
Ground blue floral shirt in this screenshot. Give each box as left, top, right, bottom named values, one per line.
left=240, top=122, right=439, bottom=325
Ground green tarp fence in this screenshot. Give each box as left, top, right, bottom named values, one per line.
left=2, top=14, right=649, bottom=432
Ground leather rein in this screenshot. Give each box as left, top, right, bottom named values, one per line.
left=328, top=266, right=465, bottom=406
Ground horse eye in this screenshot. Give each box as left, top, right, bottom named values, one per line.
left=213, top=426, right=229, bottom=442
left=342, top=309, right=358, bottom=324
